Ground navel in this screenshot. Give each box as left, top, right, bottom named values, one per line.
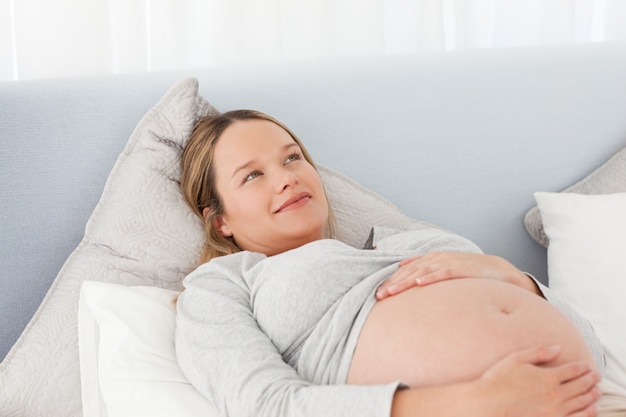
left=499, top=306, right=514, bottom=315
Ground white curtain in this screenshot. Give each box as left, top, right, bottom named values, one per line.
left=1, top=0, right=626, bottom=82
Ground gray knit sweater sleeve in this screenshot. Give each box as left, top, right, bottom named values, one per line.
left=175, top=251, right=401, bottom=417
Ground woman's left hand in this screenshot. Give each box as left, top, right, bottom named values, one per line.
left=376, top=252, right=540, bottom=300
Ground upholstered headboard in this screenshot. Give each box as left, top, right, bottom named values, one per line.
left=2, top=45, right=626, bottom=412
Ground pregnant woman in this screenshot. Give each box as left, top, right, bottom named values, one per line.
left=175, top=110, right=604, bottom=417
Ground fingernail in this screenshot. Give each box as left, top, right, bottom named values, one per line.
left=416, top=278, right=423, bottom=285
left=387, top=285, right=397, bottom=294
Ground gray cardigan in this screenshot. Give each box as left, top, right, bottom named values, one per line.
left=175, top=227, right=604, bottom=417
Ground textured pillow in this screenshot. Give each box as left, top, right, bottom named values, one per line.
left=525, top=147, right=626, bottom=247
left=0, top=78, right=215, bottom=417
left=534, top=192, right=626, bottom=414
left=0, top=78, right=425, bottom=417
left=78, top=281, right=220, bottom=417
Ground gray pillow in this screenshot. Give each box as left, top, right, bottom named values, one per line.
left=525, top=146, right=626, bottom=247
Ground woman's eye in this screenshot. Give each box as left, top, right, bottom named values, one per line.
left=284, top=152, right=302, bottom=164
left=244, top=170, right=262, bottom=183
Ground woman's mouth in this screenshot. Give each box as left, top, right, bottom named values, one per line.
left=275, top=192, right=311, bottom=213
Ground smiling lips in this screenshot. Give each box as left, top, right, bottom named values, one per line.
left=275, top=192, right=312, bottom=213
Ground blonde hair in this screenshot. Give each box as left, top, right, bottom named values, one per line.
left=181, top=109, right=336, bottom=264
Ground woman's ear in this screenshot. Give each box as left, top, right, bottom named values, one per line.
left=213, top=215, right=233, bottom=237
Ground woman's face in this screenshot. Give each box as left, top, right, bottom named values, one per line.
left=211, top=119, right=329, bottom=256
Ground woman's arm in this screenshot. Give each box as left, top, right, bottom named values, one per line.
left=377, top=252, right=541, bottom=299
left=175, top=252, right=400, bottom=417
left=370, top=226, right=537, bottom=298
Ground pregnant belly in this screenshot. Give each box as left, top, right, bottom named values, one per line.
left=346, top=278, right=596, bottom=387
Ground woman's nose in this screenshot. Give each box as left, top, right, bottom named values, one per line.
left=276, top=169, right=298, bottom=192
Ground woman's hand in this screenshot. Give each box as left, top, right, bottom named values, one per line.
left=391, top=345, right=602, bottom=417
left=476, top=345, right=602, bottom=417
left=376, top=252, right=540, bottom=300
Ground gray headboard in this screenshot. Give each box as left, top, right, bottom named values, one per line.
left=2, top=42, right=626, bottom=362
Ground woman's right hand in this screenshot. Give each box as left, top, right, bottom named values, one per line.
left=376, top=252, right=540, bottom=300
left=477, top=345, right=602, bottom=417
left=391, top=345, right=602, bottom=417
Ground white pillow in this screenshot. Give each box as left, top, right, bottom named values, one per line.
left=78, top=281, right=219, bottom=417
left=534, top=191, right=626, bottom=404
left=526, top=147, right=626, bottom=247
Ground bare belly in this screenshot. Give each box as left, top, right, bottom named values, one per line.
left=346, top=278, right=596, bottom=387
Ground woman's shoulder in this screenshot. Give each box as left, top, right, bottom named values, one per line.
left=185, top=251, right=267, bottom=282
